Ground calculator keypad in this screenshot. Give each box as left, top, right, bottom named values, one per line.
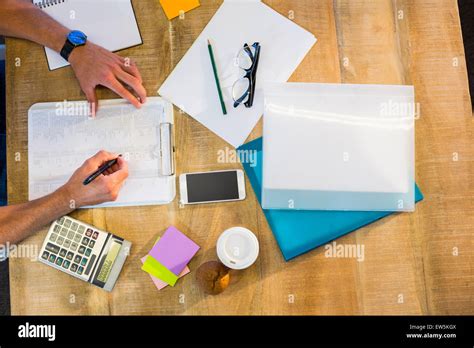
left=40, top=217, right=106, bottom=280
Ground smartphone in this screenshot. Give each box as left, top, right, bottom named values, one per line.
left=179, top=170, right=246, bottom=205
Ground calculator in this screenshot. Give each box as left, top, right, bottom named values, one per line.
left=38, top=216, right=132, bottom=292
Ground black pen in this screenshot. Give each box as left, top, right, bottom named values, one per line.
left=83, top=155, right=122, bottom=186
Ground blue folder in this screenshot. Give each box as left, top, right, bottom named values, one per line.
left=238, top=137, right=424, bottom=261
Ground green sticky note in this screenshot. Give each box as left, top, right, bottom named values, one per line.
left=141, top=255, right=179, bottom=286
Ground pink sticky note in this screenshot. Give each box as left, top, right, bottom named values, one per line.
left=141, top=255, right=190, bottom=290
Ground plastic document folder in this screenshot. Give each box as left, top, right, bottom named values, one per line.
left=262, top=83, right=416, bottom=212
left=158, top=0, right=316, bottom=148
left=28, top=97, right=176, bottom=208
left=238, top=138, right=424, bottom=261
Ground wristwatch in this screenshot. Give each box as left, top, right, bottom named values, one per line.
left=60, top=30, right=88, bottom=61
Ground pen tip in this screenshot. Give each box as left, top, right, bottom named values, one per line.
left=207, top=39, right=211, bottom=45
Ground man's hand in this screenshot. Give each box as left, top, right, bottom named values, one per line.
left=61, top=150, right=129, bottom=207
left=0, top=150, right=129, bottom=245
left=0, top=1, right=147, bottom=116
left=69, top=42, right=147, bottom=116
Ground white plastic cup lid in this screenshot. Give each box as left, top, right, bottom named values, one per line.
left=217, top=227, right=259, bottom=270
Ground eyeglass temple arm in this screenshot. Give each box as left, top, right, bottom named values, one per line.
left=245, top=45, right=261, bottom=107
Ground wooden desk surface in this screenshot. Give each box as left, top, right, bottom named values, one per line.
left=6, top=0, right=473, bottom=315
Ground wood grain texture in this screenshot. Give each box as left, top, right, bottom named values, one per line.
left=6, top=0, right=473, bottom=315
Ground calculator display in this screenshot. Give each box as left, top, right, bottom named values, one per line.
left=96, top=240, right=122, bottom=284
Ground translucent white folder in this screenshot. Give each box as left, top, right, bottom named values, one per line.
left=262, top=83, right=416, bottom=212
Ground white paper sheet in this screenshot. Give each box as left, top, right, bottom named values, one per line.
left=33, top=0, right=142, bottom=70
left=158, top=0, right=316, bottom=148
left=262, top=83, right=416, bottom=212
left=28, top=98, right=175, bottom=208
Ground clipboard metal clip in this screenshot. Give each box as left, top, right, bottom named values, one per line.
left=159, top=122, right=175, bottom=176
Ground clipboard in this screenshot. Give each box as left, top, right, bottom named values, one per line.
left=28, top=97, right=176, bottom=208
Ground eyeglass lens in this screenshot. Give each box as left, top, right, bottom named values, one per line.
left=233, top=44, right=258, bottom=105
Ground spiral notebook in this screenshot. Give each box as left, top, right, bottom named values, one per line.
left=33, top=0, right=142, bottom=70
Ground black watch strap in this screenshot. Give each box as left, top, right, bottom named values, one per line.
left=60, top=40, right=75, bottom=62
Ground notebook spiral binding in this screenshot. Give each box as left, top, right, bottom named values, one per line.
left=34, top=0, right=66, bottom=9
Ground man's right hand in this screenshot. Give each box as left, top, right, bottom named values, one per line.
left=61, top=150, right=129, bottom=207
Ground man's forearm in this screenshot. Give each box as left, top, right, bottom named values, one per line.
left=0, top=187, right=74, bottom=246
left=0, top=0, right=69, bottom=53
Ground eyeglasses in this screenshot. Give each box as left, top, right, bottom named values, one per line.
left=232, top=42, right=261, bottom=108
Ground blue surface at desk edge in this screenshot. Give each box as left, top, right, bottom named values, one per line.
left=238, top=137, right=424, bottom=261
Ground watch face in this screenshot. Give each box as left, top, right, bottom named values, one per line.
left=68, top=30, right=87, bottom=46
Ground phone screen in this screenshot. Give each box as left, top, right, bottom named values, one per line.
left=186, top=171, right=239, bottom=203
